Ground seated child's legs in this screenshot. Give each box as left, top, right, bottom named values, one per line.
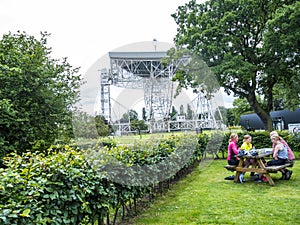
left=228, top=159, right=239, bottom=166
left=267, top=158, right=286, bottom=166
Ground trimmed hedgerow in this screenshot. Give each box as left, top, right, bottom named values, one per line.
left=0, top=135, right=201, bottom=224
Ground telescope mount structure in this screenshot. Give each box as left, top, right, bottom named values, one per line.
left=100, top=50, right=221, bottom=133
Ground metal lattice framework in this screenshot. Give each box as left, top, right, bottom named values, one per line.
left=109, top=51, right=176, bottom=121
left=100, top=50, right=221, bottom=133
left=100, top=69, right=111, bottom=121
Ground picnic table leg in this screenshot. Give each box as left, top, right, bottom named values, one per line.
left=264, top=173, right=275, bottom=186
left=234, top=159, right=244, bottom=183
left=257, top=159, right=275, bottom=186
left=252, top=160, right=258, bottom=169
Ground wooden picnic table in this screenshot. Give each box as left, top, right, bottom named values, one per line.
left=234, top=152, right=275, bottom=185
left=225, top=149, right=294, bottom=186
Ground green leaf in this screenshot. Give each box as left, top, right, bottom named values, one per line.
left=19, top=208, right=31, bottom=217
left=2, top=209, right=11, bottom=215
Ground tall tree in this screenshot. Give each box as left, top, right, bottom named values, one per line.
left=179, top=104, right=185, bottom=116
left=119, top=109, right=138, bottom=123
left=170, top=106, right=178, bottom=121
left=130, top=120, right=148, bottom=132
left=264, top=1, right=300, bottom=109
left=129, top=109, right=139, bottom=121
left=0, top=31, right=82, bottom=155
left=72, top=112, right=110, bottom=138
left=230, top=98, right=253, bottom=125
left=172, top=0, right=300, bottom=130
left=214, top=106, right=228, bottom=125
left=95, top=115, right=111, bottom=137
left=120, top=112, right=129, bottom=123
left=186, top=104, right=194, bottom=120
left=226, top=108, right=235, bottom=127
left=142, top=107, right=147, bottom=121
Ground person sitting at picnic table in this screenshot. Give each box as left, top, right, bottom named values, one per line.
left=268, top=134, right=288, bottom=166
left=227, top=133, right=240, bottom=166
left=239, top=134, right=256, bottom=181
left=240, top=134, right=252, bottom=151
left=269, top=131, right=294, bottom=180
left=270, top=131, right=295, bottom=161
left=255, top=134, right=289, bottom=183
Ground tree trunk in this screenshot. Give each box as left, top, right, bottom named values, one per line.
left=256, top=110, right=273, bottom=131
left=247, top=93, right=273, bottom=131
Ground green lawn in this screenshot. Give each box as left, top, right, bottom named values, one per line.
left=124, top=159, right=300, bottom=225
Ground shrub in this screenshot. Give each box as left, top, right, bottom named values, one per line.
left=0, top=135, right=200, bottom=224
left=0, top=148, right=112, bottom=224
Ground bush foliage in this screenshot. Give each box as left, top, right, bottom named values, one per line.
left=0, top=135, right=201, bottom=224
left=0, top=32, right=82, bottom=161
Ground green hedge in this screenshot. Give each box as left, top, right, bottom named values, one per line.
left=0, top=134, right=201, bottom=224
left=0, top=147, right=116, bottom=224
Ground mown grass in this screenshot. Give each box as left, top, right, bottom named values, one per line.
left=124, top=159, right=300, bottom=225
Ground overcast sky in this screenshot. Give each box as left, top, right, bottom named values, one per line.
left=1, top=0, right=194, bottom=70
left=0, top=0, right=234, bottom=110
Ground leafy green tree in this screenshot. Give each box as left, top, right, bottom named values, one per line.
left=142, top=107, right=147, bottom=121
left=0, top=99, right=16, bottom=159
left=130, top=120, right=148, bottom=132
left=128, top=109, right=148, bottom=132
left=165, top=47, right=220, bottom=99
left=230, top=98, right=253, bottom=125
left=0, top=31, right=81, bottom=156
left=119, top=109, right=139, bottom=123
left=170, top=106, right=178, bottom=121
left=72, top=111, right=98, bottom=139
left=265, top=1, right=300, bottom=110
left=214, top=106, right=228, bottom=125
left=119, top=112, right=130, bottom=123
left=179, top=104, right=185, bottom=116
left=226, top=108, right=235, bottom=127
left=172, top=0, right=300, bottom=130
left=95, top=115, right=111, bottom=137
left=186, top=104, right=194, bottom=120
left=129, top=109, right=139, bottom=121
left=272, top=90, right=285, bottom=111
left=214, top=106, right=241, bottom=127
left=230, top=95, right=285, bottom=125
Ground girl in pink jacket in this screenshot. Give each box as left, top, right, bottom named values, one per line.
left=227, top=133, right=240, bottom=166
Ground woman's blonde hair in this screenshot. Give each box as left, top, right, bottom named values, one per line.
left=270, top=131, right=278, bottom=137
left=229, top=133, right=238, bottom=143
left=271, top=134, right=282, bottom=141
left=243, top=134, right=252, bottom=142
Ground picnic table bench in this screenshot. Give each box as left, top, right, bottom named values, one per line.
left=264, top=162, right=294, bottom=172
left=224, top=165, right=237, bottom=171
left=224, top=161, right=294, bottom=172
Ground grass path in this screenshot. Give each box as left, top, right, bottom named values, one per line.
left=124, top=160, right=300, bottom=225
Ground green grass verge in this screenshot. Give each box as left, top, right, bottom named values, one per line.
left=124, top=160, right=300, bottom=225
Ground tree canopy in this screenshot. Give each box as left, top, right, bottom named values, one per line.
left=172, top=0, right=300, bottom=130
left=72, top=112, right=110, bottom=138
left=230, top=98, right=253, bottom=125
left=0, top=31, right=82, bottom=157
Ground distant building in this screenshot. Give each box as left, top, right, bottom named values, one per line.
left=240, top=108, right=300, bottom=130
